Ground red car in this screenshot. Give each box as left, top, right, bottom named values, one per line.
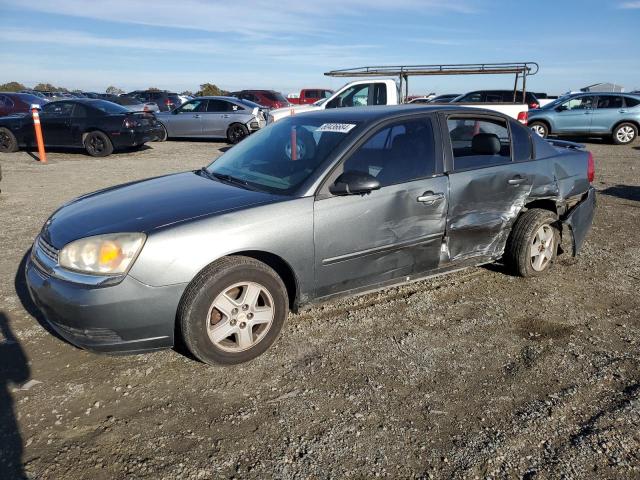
left=288, top=88, right=334, bottom=105
left=0, top=92, right=48, bottom=116
left=230, top=90, right=290, bottom=109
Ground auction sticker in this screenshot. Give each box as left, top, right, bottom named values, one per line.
left=317, top=123, right=357, bottom=133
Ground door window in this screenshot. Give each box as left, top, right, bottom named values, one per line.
left=178, top=100, right=207, bottom=113
left=72, top=104, right=88, bottom=117
left=0, top=95, right=14, bottom=110
left=207, top=100, right=232, bottom=112
left=596, top=96, right=623, bottom=109
left=485, top=93, right=503, bottom=103
left=343, top=118, right=436, bottom=187
left=447, top=117, right=511, bottom=170
left=459, top=92, right=482, bottom=102
left=561, top=96, right=594, bottom=110
left=42, top=101, right=75, bottom=116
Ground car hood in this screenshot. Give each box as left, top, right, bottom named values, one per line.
left=42, top=171, right=284, bottom=248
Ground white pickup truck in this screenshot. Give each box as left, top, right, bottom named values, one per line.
left=268, top=79, right=529, bottom=124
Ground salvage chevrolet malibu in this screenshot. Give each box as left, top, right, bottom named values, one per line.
left=26, top=105, right=596, bottom=365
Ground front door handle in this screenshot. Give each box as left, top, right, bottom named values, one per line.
left=222, top=114, right=230, bottom=118
left=193, top=114, right=201, bottom=118
left=619, top=109, right=627, bottom=114
left=508, top=175, right=526, bottom=186
left=417, top=192, right=445, bottom=205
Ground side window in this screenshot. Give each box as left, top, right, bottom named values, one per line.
left=485, top=93, right=503, bottom=103
left=510, top=120, right=532, bottom=162
left=343, top=118, right=436, bottom=187
left=624, top=96, right=640, bottom=108
left=372, top=83, right=387, bottom=105
left=72, top=104, right=88, bottom=117
left=229, top=102, right=245, bottom=112
left=596, top=96, right=623, bottom=109
left=206, top=100, right=230, bottom=112
left=0, top=95, right=13, bottom=109
left=561, top=96, right=594, bottom=110
left=460, top=92, right=483, bottom=103
left=42, top=102, right=75, bottom=116
left=179, top=100, right=207, bottom=112
left=447, top=116, right=511, bottom=170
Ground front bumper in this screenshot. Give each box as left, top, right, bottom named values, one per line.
left=26, top=246, right=187, bottom=354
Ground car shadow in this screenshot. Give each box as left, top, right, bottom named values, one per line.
left=14, top=250, right=65, bottom=342
left=167, top=137, right=228, bottom=144
left=0, top=312, right=30, bottom=479
left=22, top=145, right=152, bottom=157
left=600, top=185, right=640, bottom=202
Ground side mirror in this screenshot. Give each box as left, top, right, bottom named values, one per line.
left=172, top=109, right=180, bottom=114
left=329, top=171, right=381, bottom=196
left=326, top=97, right=340, bottom=109
left=555, top=105, right=567, bottom=112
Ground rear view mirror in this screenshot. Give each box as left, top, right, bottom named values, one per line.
left=330, top=170, right=381, bottom=195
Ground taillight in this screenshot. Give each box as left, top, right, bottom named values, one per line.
left=123, top=118, right=136, bottom=129
left=530, top=102, right=539, bottom=109
left=517, top=111, right=528, bottom=125
left=587, top=151, right=595, bottom=183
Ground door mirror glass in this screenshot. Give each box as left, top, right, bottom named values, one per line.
left=330, top=170, right=381, bottom=195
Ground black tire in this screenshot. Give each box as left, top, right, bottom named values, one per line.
left=0, top=127, right=19, bottom=153
left=529, top=121, right=549, bottom=139
left=612, top=122, right=637, bottom=145
left=178, top=256, right=288, bottom=366
left=84, top=131, right=114, bottom=157
left=227, top=124, right=249, bottom=144
left=157, top=124, right=168, bottom=142
left=504, top=209, right=559, bottom=277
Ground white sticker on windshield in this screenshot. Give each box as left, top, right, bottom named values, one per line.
left=317, top=123, right=357, bottom=133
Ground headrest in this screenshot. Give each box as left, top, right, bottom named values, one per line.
left=471, top=133, right=501, bottom=155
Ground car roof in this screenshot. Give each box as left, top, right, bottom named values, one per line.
left=287, top=105, right=511, bottom=124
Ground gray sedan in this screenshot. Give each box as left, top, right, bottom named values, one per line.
left=26, top=105, right=595, bottom=366
left=156, top=96, right=266, bottom=143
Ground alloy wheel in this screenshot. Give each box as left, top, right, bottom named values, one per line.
left=616, top=126, right=635, bottom=144
left=531, top=124, right=547, bottom=137
left=530, top=225, right=554, bottom=272
left=206, top=282, right=275, bottom=353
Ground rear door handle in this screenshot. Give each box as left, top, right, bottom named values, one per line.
left=417, top=192, right=445, bottom=205
left=508, top=175, right=526, bottom=186
left=619, top=109, right=627, bottom=114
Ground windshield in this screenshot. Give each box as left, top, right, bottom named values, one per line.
left=206, top=117, right=361, bottom=194
left=89, top=100, right=130, bottom=114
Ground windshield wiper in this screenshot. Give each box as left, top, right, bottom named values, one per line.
left=209, top=172, right=259, bottom=191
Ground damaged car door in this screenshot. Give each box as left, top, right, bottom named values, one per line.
left=314, top=115, right=448, bottom=298
left=443, top=114, right=536, bottom=261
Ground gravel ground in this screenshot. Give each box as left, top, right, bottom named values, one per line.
left=0, top=139, right=639, bottom=479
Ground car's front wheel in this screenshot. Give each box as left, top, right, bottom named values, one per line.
left=529, top=121, right=548, bottom=138
left=84, top=131, right=114, bottom=157
left=612, top=122, right=637, bottom=145
left=504, top=209, right=559, bottom=277
left=227, top=124, right=249, bottom=144
left=157, top=124, right=168, bottom=142
left=178, top=256, right=288, bottom=365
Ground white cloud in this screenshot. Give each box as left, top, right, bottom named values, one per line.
left=619, top=1, right=640, bottom=8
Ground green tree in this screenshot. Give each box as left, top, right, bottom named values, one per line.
left=34, top=83, right=67, bottom=92
left=0, top=81, right=26, bottom=92
left=196, top=83, right=226, bottom=96
left=181, top=90, right=194, bottom=96
left=147, top=87, right=161, bottom=92
left=105, top=85, right=124, bottom=95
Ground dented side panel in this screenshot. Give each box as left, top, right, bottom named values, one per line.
left=563, top=187, right=596, bottom=255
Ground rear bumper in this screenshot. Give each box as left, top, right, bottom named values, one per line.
left=562, top=187, right=596, bottom=255
left=26, top=254, right=187, bottom=354
left=112, top=125, right=164, bottom=148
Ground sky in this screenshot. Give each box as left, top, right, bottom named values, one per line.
left=0, top=0, right=639, bottom=96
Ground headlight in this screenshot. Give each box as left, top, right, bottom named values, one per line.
left=59, top=233, right=146, bottom=275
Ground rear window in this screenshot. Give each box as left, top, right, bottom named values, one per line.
left=17, top=94, right=46, bottom=105
left=168, top=95, right=182, bottom=105
left=89, top=100, right=129, bottom=114
left=116, top=96, right=140, bottom=106
left=625, top=96, right=640, bottom=107
left=264, top=91, right=288, bottom=102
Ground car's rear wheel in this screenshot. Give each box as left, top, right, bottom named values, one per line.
left=178, top=256, right=288, bottom=365
left=157, top=124, right=168, bottom=142
left=84, top=131, right=114, bottom=157
left=612, top=123, right=637, bottom=145
left=504, top=209, right=559, bottom=277
left=0, top=127, right=18, bottom=153
left=529, top=121, right=548, bottom=138
left=227, top=124, right=249, bottom=144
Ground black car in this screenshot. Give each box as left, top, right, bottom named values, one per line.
left=0, top=99, right=164, bottom=157
left=452, top=90, right=541, bottom=109
left=127, top=90, right=182, bottom=111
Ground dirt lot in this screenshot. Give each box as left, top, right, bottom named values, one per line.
left=0, top=139, right=639, bottom=479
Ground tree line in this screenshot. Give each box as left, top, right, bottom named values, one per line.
left=1, top=81, right=229, bottom=97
